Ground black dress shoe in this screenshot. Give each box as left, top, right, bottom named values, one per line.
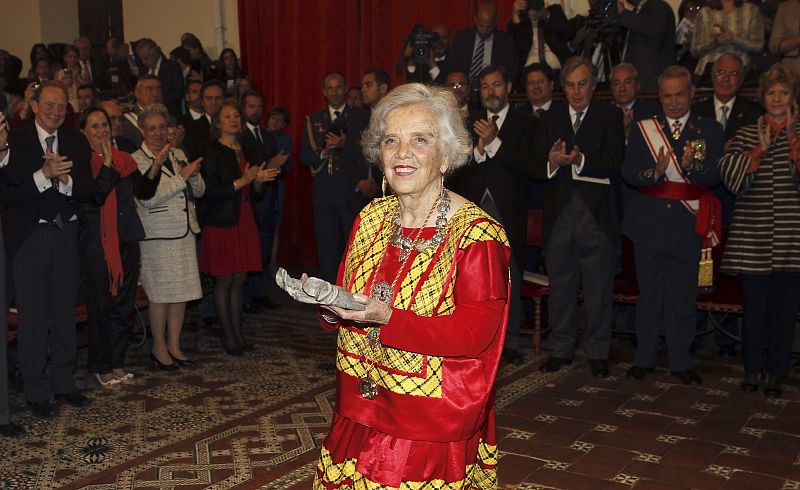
left=0, top=422, right=26, bottom=437
left=625, top=365, right=653, bottom=381
left=589, top=359, right=609, bottom=378
left=764, top=375, right=782, bottom=399
left=503, top=348, right=524, bottom=366
left=670, top=369, right=702, bottom=386
left=54, top=391, right=91, bottom=408
left=539, top=357, right=573, bottom=373
left=150, top=352, right=179, bottom=371
left=27, top=400, right=57, bottom=419
left=740, top=373, right=759, bottom=393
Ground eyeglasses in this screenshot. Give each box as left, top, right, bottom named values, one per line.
left=448, top=82, right=466, bottom=89
left=714, top=70, right=741, bottom=79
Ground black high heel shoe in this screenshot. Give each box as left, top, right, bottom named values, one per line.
left=168, top=352, right=196, bottom=367
left=150, top=352, right=179, bottom=371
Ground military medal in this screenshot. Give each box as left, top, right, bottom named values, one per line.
left=691, top=139, right=706, bottom=161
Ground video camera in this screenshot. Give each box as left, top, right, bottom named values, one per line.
left=406, top=24, right=440, bottom=66
left=584, top=0, right=621, bottom=32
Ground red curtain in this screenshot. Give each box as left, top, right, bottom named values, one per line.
left=238, top=0, right=514, bottom=270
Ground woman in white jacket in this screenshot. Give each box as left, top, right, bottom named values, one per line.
left=132, top=103, right=205, bottom=370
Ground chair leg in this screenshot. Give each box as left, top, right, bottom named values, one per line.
left=533, top=297, right=541, bottom=355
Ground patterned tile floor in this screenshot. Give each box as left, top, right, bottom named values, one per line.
left=0, top=300, right=797, bottom=489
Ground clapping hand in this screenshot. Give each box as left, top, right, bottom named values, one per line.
left=267, top=151, right=289, bottom=169
left=42, top=151, right=73, bottom=183
left=153, top=144, right=172, bottom=168
left=325, top=131, right=346, bottom=150
left=179, top=157, right=202, bottom=180
left=549, top=139, right=582, bottom=169
left=326, top=293, right=392, bottom=325
left=257, top=165, right=280, bottom=183
left=713, top=23, right=734, bottom=44
left=757, top=115, right=771, bottom=152
left=680, top=141, right=696, bottom=169
left=654, top=145, right=672, bottom=179
left=474, top=119, right=498, bottom=151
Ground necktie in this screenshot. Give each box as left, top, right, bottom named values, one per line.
left=491, top=114, right=499, bottom=132
left=535, top=108, right=545, bottom=118
left=536, top=24, right=546, bottom=64
left=672, top=120, right=682, bottom=140
left=470, top=39, right=485, bottom=79
left=573, top=111, right=583, bottom=132
left=719, top=105, right=729, bottom=130
left=45, top=135, right=58, bottom=190
left=333, top=110, right=341, bottom=121
left=254, top=127, right=263, bottom=146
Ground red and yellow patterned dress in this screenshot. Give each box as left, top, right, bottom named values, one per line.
left=314, top=196, right=511, bottom=489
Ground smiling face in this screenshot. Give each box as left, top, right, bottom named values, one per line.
left=142, top=113, right=168, bottom=152
left=82, top=110, right=111, bottom=152
left=659, top=75, right=695, bottom=120
left=31, top=85, right=67, bottom=133
left=610, top=66, right=638, bottom=106
left=526, top=70, right=553, bottom=106
left=763, top=82, right=793, bottom=121
left=380, top=104, right=445, bottom=200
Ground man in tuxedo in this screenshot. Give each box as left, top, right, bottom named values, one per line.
left=241, top=89, right=288, bottom=310
left=135, top=38, right=185, bottom=118
left=452, top=64, right=534, bottom=364
left=1, top=81, right=95, bottom=418
left=183, top=80, right=224, bottom=161
left=300, top=71, right=359, bottom=283
left=508, top=0, right=572, bottom=84
left=0, top=112, right=26, bottom=437
left=517, top=63, right=559, bottom=117
left=531, top=57, right=625, bottom=377
left=399, top=22, right=451, bottom=85
left=120, top=75, right=162, bottom=146
left=621, top=66, right=723, bottom=385
left=98, top=98, right=138, bottom=153
left=448, top=1, right=519, bottom=107
left=617, top=0, right=676, bottom=92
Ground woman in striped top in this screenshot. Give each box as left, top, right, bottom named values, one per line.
left=718, top=63, right=800, bottom=399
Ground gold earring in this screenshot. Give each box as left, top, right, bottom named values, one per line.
left=382, top=175, right=387, bottom=197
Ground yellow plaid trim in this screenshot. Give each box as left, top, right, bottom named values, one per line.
left=314, top=441, right=498, bottom=489
left=338, top=198, right=507, bottom=398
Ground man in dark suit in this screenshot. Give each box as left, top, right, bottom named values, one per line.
left=0, top=111, right=26, bottom=437
left=617, top=0, right=676, bottom=92
left=183, top=80, right=224, bottom=161
left=98, top=98, right=138, bottom=153
left=343, top=69, right=387, bottom=214
left=2, top=81, right=95, bottom=418
left=508, top=0, right=572, bottom=85
left=300, top=71, right=360, bottom=283
left=621, top=66, right=723, bottom=386
left=452, top=64, right=534, bottom=364
left=180, top=80, right=204, bottom=128
left=690, top=53, right=759, bottom=356
left=74, top=37, right=106, bottom=88
left=398, top=22, right=451, bottom=85
left=447, top=1, right=519, bottom=107
left=531, top=57, right=625, bottom=377
left=241, top=89, right=287, bottom=310
left=135, top=38, right=185, bottom=118
left=517, top=63, right=561, bottom=117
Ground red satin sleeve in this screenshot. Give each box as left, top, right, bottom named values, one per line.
left=380, top=238, right=510, bottom=358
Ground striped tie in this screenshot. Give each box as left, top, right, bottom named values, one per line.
left=573, top=111, right=583, bottom=132
left=470, top=39, right=485, bottom=79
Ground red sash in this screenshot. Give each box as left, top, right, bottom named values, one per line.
left=639, top=182, right=721, bottom=248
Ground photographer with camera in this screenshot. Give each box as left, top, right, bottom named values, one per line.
left=396, top=23, right=451, bottom=85
left=616, top=0, right=677, bottom=92
left=567, top=0, right=626, bottom=84
left=509, top=0, right=572, bottom=84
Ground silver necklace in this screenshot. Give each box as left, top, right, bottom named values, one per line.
left=390, top=189, right=450, bottom=262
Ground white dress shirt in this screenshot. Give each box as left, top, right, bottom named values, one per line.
left=474, top=103, right=510, bottom=163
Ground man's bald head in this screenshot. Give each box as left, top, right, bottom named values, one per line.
left=475, top=2, right=498, bottom=39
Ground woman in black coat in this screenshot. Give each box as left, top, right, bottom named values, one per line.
left=80, top=107, right=162, bottom=388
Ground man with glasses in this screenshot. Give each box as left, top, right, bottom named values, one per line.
left=445, top=71, right=471, bottom=119
left=691, top=53, right=760, bottom=357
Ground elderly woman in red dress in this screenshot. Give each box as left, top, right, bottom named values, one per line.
left=312, top=83, right=511, bottom=489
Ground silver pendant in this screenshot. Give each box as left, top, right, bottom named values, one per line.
left=370, top=281, right=393, bottom=305
left=359, top=377, right=378, bottom=399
